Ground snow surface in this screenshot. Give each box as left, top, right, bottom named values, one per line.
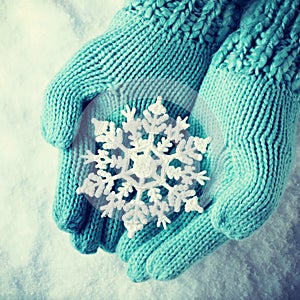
left=0, top=0, right=299, bottom=299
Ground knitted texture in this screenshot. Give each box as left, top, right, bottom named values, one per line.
left=116, top=0, right=300, bottom=281
left=42, top=0, right=240, bottom=149
left=42, top=0, right=244, bottom=254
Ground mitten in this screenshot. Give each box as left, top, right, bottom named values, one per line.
left=116, top=0, right=300, bottom=280
left=41, top=0, right=243, bottom=253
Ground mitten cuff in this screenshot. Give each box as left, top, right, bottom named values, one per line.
left=212, top=0, right=300, bottom=91
left=122, top=0, right=240, bottom=44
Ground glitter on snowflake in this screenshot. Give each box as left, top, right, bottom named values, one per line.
left=76, top=96, right=211, bottom=238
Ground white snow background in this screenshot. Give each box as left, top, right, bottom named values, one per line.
left=0, top=0, right=299, bottom=299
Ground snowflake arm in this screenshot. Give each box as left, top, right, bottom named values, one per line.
left=81, top=150, right=96, bottom=165
left=100, top=192, right=125, bottom=218
left=123, top=199, right=149, bottom=238
left=121, top=105, right=142, bottom=143
left=149, top=201, right=171, bottom=229
left=142, top=111, right=168, bottom=134
left=110, top=154, right=127, bottom=169
left=92, top=118, right=125, bottom=151
left=167, top=185, right=196, bottom=212
left=163, top=116, right=190, bottom=143
left=155, top=136, right=173, bottom=154
left=184, top=196, right=204, bottom=213
left=76, top=173, right=105, bottom=198
left=196, top=170, right=210, bottom=185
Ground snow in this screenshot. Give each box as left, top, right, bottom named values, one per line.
left=0, top=0, right=299, bottom=299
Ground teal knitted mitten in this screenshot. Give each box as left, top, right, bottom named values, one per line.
left=116, top=0, right=300, bottom=280
left=41, top=0, right=242, bottom=253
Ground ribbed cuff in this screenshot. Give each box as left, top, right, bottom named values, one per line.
left=212, top=0, right=300, bottom=91
left=122, top=0, right=241, bottom=43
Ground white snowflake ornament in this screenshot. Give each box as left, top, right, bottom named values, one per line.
left=76, top=96, right=211, bottom=238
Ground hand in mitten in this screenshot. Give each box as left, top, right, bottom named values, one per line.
left=116, top=0, right=300, bottom=280
left=41, top=0, right=242, bottom=253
